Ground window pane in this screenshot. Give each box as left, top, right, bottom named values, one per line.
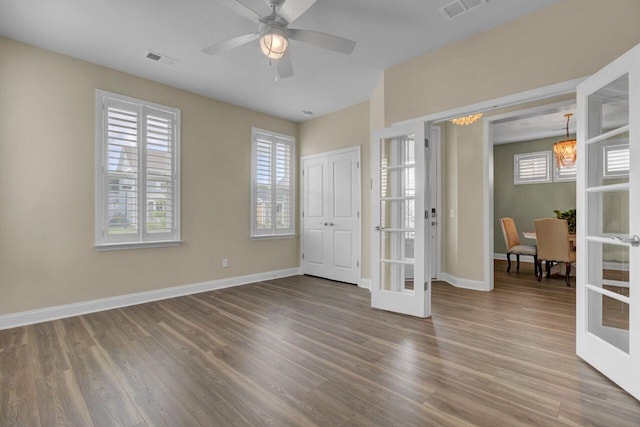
left=252, top=130, right=294, bottom=236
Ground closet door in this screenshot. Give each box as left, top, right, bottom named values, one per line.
left=302, top=147, right=361, bottom=284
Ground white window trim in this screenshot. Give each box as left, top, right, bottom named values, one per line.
left=250, top=127, right=296, bottom=239
left=95, top=89, right=181, bottom=250
left=514, top=150, right=552, bottom=185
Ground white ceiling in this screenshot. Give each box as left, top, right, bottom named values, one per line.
left=492, top=101, right=629, bottom=144
left=0, top=0, right=562, bottom=122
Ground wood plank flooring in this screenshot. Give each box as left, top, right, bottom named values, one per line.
left=1, top=261, right=640, bottom=426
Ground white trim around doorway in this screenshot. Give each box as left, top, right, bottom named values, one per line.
left=393, top=76, right=586, bottom=291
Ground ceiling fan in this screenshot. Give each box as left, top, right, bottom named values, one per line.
left=201, top=0, right=356, bottom=78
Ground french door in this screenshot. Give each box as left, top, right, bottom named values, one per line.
left=576, top=43, right=640, bottom=400
left=371, top=123, right=430, bottom=317
left=301, top=147, right=361, bottom=284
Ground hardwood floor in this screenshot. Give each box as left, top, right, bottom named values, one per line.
left=1, top=261, right=639, bottom=426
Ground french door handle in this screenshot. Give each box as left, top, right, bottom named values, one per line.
left=612, top=235, right=640, bottom=247
left=375, top=225, right=384, bottom=231
left=323, top=222, right=328, bottom=226
left=329, top=222, right=334, bottom=226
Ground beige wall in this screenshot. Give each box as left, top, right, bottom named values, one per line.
left=0, top=37, right=298, bottom=315
left=374, top=0, right=640, bottom=282
left=298, top=101, right=371, bottom=279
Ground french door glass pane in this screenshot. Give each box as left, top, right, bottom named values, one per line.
left=587, top=74, right=629, bottom=140
left=587, top=241, right=629, bottom=287
left=587, top=191, right=629, bottom=236
left=380, top=134, right=416, bottom=294
left=587, top=288, right=629, bottom=353
left=587, top=132, right=629, bottom=187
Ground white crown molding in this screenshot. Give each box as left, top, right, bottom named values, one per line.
left=0, top=268, right=300, bottom=331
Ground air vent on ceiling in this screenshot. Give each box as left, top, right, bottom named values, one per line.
left=440, top=0, right=487, bottom=20
left=145, top=50, right=178, bottom=66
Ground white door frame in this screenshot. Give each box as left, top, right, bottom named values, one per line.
left=393, top=76, right=586, bottom=290
left=300, top=145, right=362, bottom=284
left=430, top=125, right=442, bottom=280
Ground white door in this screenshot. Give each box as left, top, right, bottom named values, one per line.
left=301, top=147, right=361, bottom=284
left=371, top=123, right=430, bottom=317
left=576, top=43, right=640, bottom=400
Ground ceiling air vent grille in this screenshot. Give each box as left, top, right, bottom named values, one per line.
left=145, top=50, right=178, bottom=66
left=440, top=0, right=487, bottom=20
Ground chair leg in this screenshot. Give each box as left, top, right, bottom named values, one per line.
left=537, top=259, right=543, bottom=282
left=545, top=261, right=551, bottom=278
left=516, top=254, right=521, bottom=271
left=506, top=253, right=512, bottom=272
left=565, top=262, right=571, bottom=287
left=533, top=255, right=538, bottom=276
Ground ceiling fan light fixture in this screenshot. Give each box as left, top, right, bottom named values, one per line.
left=260, top=27, right=288, bottom=60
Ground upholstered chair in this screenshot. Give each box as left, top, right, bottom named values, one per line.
left=500, top=217, right=538, bottom=275
left=534, top=218, right=576, bottom=287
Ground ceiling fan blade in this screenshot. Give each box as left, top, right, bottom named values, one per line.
left=201, top=32, right=260, bottom=55
left=221, top=0, right=263, bottom=23
left=276, top=0, right=317, bottom=24
left=288, top=29, right=356, bottom=54
left=277, top=51, right=294, bottom=78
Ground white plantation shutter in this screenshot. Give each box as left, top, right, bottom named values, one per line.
left=604, top=144, right=630, bottom=177
left=555, top=162, right=577, bottom=182
left=96, top=90, right=180, bottom=248
left=251, top=128, right=295, bottom=237
left=514, top=151, right=552, bottom=184
left=145, top=110, right=174, bottom=235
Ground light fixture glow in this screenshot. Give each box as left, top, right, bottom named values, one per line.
left=450, top=113, right=483, bottom=126
left=553, top=113, right=577, bottom=167
left=260, top=32, right=288, bottom=60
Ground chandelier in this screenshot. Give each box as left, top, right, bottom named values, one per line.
left=450, top=113, right=483, bottom=126
left=553, top=113, right=577, bottom=167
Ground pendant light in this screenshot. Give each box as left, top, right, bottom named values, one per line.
left=450, top=113, right=483, bottom=126
left=553, top=113, right=577, bottom=167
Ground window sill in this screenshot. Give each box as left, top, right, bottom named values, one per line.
left=95, top=240, right=183, bottom=251
left=250, top=234, right=297, bottom=241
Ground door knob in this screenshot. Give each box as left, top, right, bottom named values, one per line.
left=612, top=235, right=640, bottom=247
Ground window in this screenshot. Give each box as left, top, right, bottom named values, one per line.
left=251, top=128, right=295, bottom=238
left=95, top=90, right=180, bottom=249
left=604, top=144, right=630, bottom=177
left=514, top=151, right=551, bottom=184
left=554, top=161, right=577, bottom=182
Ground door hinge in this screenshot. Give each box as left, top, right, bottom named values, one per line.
left=357, top=161, right=360, bottom=168
left=425, top=138, right=429, bottom=148
left=302, top=170, right=304, bottom=176
left=425, top=210, right=428, bottom=219
left=302, top=253, right=305, bottom=260
left=424, top=282, right=428, bottom=290
left=302, top=211, right=305, bottom=218
left=370, top=178, right=373, bottom=190
left=357, top=260, right=360, bottom=267
left=357, top=211, right=360, bottom=218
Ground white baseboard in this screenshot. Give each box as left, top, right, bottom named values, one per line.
left=0, top=267, right=300, bottom=331
left=495, top=253, right=628, bottom=271
left=359, top=278, right=371, bottom=290
left=440, top=273, right=490, bottom=292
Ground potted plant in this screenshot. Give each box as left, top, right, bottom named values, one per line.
left=553, top=208, right=576, bottom=234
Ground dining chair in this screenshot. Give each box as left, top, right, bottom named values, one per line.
left=534, top=218, right=576, bottom=286
left=500, top=217, right=538, bottom=275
